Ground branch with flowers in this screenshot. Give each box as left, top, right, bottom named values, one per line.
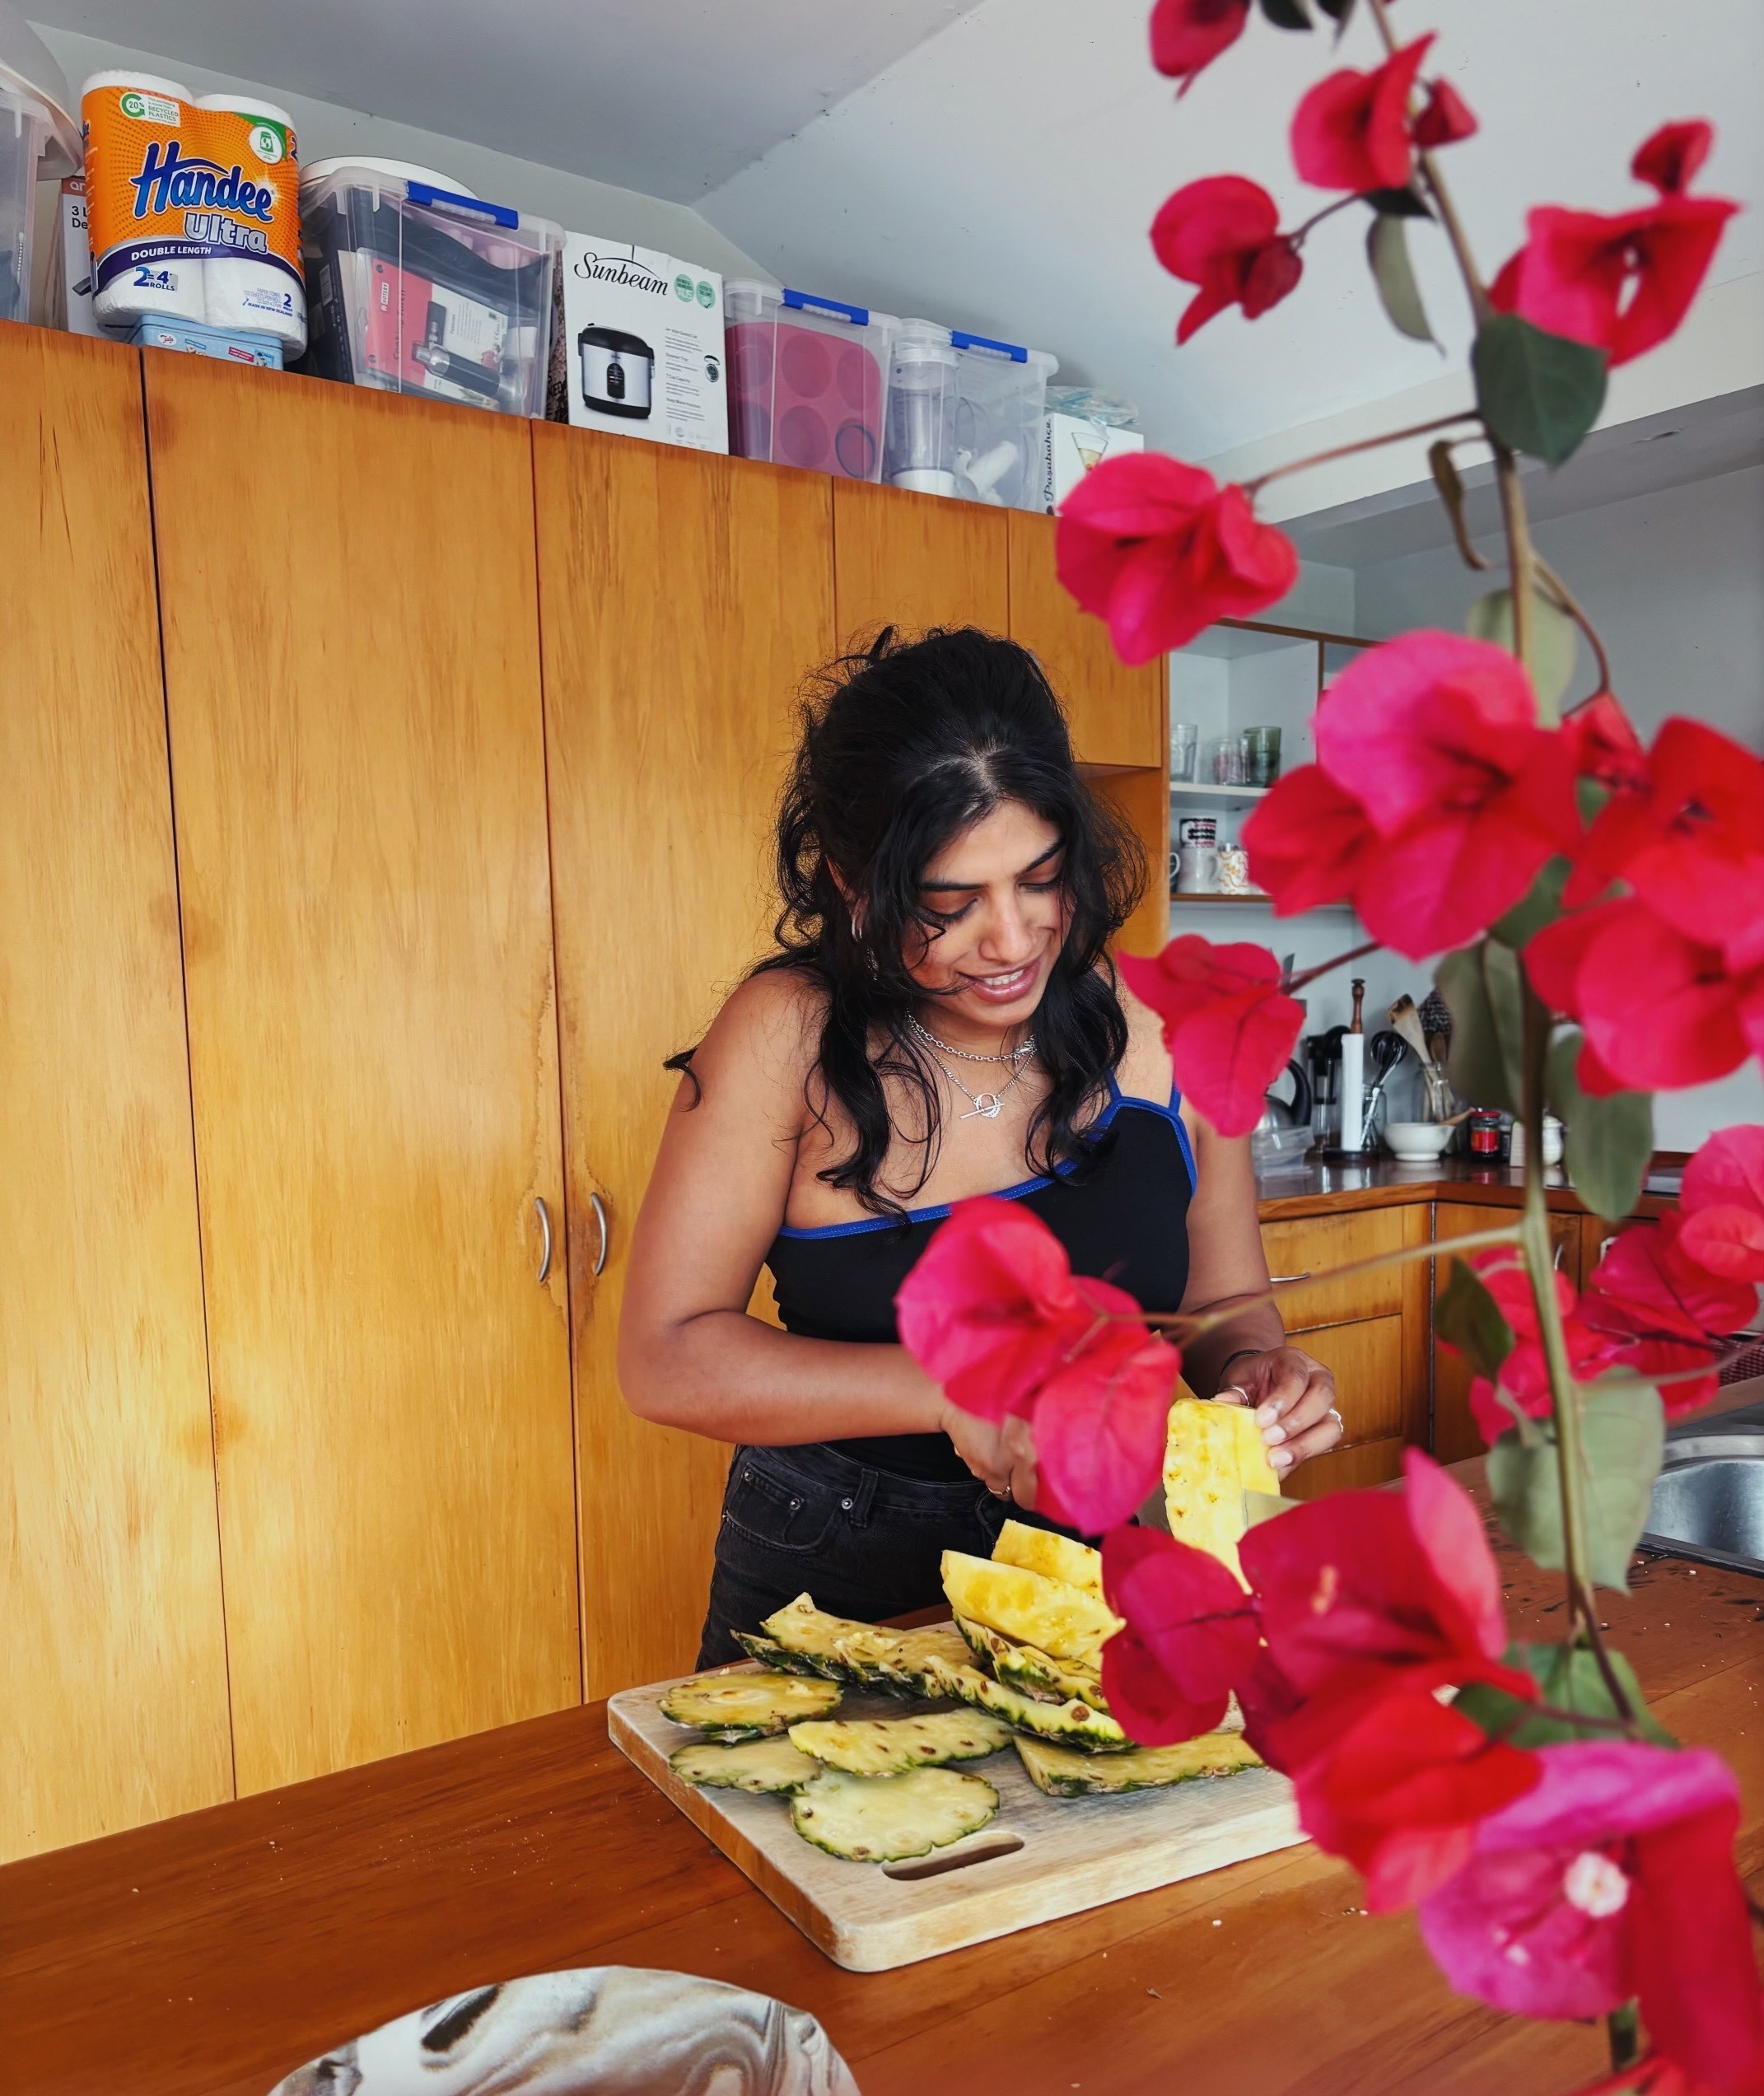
left=894, top=6, right=1764, bottom=2088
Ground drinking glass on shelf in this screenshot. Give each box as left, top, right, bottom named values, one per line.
left=1206, top=735, right=1245, bottom=785
left=1243, top=725, right=1281, bottom=787
left=1170, top=721, right=1197, bottom=782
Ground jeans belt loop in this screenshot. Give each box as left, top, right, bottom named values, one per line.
left=847, top=1463, right=879, bottom=1529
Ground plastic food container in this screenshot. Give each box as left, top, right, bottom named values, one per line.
left=949, top=331, right=1058, bottom=510
left=884, top=318, right=959, bottom=496
left=0, top=7, right=82, bottom=325
left=299, top=158, right=562, bottom=417
left=724, top=280, right=898, bottom=482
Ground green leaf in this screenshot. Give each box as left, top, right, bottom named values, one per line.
left=1436, top=940, right=1525, bottom=1116
left=1466, top=586, right=1580, bottom=715
left=1427, top=438, right=1489, bottom=572
left=1362, top=184, right=1433, bottom=219
left=1472, top=314, right=1608, bottom=466
left=1491, top=856, right=1570, bottom=948
left=1455, top=1640, right=1677, bottom=1748
left=1314, top=0, right=1355, bottom=17
left=1435, top=1259, right=1516, bottom=1382
left=1366, top=214, right=1436, bottom=345
left=1547, top=1031, right=1654, bottom=1221
left=1258, top=0, right=1313, bottom=26
left=1486, top=1384, right=1665, bottom=1592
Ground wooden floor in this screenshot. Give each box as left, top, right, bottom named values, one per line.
left=3, top=1498, right=1759, bottom=2096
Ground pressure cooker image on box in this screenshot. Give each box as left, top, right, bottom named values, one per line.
left=579, top=324, right=654, bottom=418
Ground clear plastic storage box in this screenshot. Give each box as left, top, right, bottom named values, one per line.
left=883, top=318, right=959, bottom=496
left=725, top=281, right=899, bottom=482
left=948, top=331, right=1058, bottom=510
left=298, top=159, right=562, bottom=417
left=0, top=12, right=82, bottom=326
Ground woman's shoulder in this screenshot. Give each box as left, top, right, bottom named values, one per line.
left=693, top=964, right=826, bottom=1101
left=1111, top=965, right=1176, bottom=1104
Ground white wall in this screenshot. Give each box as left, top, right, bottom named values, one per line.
left=1354, top=463, right=1764, bottom=1149
left=31, top=24, right=764, bottom=278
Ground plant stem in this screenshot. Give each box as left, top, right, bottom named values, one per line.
left=1607, top=2003, right=1643, bottom=2074
left=1290, top=194, right=1364, bottom=244
left=1494, top=445, right=1542, bottom=712
left=1534, top=554, right=1615, bottom=698
left=1284, top=939, right=1382, bottom=992
left=1242, top=412, right=1481, bottom=500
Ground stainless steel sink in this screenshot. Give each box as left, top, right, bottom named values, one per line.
left=1640, top=1400, right=1764, bottom=1578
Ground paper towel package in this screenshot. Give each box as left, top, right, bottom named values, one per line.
left=129, top=315, right=282, bottom=366
left=552, top=234, right=726, bottom=451
left=1040, top=413, right=1145, bottom=514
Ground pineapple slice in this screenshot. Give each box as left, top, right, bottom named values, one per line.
left=758, top=1594, right=898, bottom=1684
left=659, top=1670, right=841, bottom=1739
left=791, top=1766, right=998, bottom=1863
left=940, top=1550, right=1122, bottom=1663
left=670, top=1735, right=824, bottom=1793
left=990, top=1518, right=1104, bottom=1600
left=923, top=1651, right=1130, bottom=1753
left=1015, top=1730, right=1262, bottom=1797
left=957, top=1617, right=1108, bottom=1712
left=1162, top=1396, right=1280, bottom=1585
left=787, top=1710, right=1011, bottom=1776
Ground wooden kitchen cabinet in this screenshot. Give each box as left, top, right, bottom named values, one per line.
left=147, top=359, right=580, bottom=1791
left=1431, top=1200, right=1580, bottom=1463
left=832, top=475, right=1009, bottom=644
left=0, top=329, right=233, bottom=1859
left=1260, top=1200, right=1430, bottom=1492
left=534, top=434, right=837, bottom=1698
left=1006, top=511, right=1164, bottom=769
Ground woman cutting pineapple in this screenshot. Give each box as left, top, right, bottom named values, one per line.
left=620, top=629, right=1343, bottom=1664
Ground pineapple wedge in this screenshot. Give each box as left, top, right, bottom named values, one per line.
left=1162, top=1396, right=1281, bottom=1585
left=940, top=1550, right=1122, bottom=1662
left=957, top=1617, right=1109, bottom=1712
left=758, top=1594, right=898, bottom=1683
left=1015, top=1731, right=1262, bottom=1796
left=923, top=1651, right=1130, bottom=1752
left=874, top=1621, right=973, bottom=1696
left=990, top=1518, right=1104, bottom=1600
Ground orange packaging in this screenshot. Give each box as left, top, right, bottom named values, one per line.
left=82, top=82, right=301, bottom=314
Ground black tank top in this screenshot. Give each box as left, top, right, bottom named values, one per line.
left=764, top=1076, right=1197, bottom=1482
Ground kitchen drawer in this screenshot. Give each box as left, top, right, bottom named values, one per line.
left=1288, top=1314, right=1405, bottom=1447
left=1283, top=1433, right=1407, bottom=1501
left=1261, top=1207, right=1409, bottom=1329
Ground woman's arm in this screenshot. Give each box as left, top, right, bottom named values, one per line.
left=617, top=973, right=1024, bottom=1490
left=1179, top=1114, right=1344, bottom=1477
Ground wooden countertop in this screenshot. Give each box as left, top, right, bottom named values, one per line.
left=4, top=1480, right=1757, bottom=2096
left=1254, top=1154, right=1677, bottom=1223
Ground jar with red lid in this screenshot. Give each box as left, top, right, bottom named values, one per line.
left=1468, top=1110, right=1505, bottom=1160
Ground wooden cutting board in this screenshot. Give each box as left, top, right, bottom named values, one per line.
left=608, top=1653, right=1305, bottom=1972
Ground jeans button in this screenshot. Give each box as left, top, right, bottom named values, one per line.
left=840, top=1496, right=854, bottom=1511
left=789, top=1496, right=801, bottom=1510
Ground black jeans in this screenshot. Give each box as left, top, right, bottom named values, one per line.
left=697, top=1441, right=1073, bottom=1668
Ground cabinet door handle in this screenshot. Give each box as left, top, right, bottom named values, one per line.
left=1268, top=1271, right=1312, bottom=1285
left=534, top=1195, right=553, bottom=1285
left=590, top=1191, right=609, bottom=1278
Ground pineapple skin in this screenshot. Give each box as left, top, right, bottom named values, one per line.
left=1015, top=1730, right=1262, bottom=1796
left=1161, top=1397, right=1281, bottom=1585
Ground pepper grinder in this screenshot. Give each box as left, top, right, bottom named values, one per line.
left=1339, top=978, right=1366, bottom=1154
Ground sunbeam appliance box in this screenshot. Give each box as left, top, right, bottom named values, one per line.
left=1040, top=413, right=1145, bottom=514
left=549, top=234, right=726, bottom=451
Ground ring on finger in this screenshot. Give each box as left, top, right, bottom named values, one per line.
left=1328, top=1407, right=1343, bottom=1427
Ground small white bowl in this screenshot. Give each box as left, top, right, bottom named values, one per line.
left=1384, top=1120, right=1454, bottom=1162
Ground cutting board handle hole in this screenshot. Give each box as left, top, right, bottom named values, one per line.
left=881, top=1833, right=1025, bottom=1881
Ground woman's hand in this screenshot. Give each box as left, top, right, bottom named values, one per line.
left=940, top=1403, right=1040, bottom=1509
left=1216, top=1347, right=1342, bottom=1476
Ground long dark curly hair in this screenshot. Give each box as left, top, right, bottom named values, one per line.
left=744, top=626, right=1146, bottom=1221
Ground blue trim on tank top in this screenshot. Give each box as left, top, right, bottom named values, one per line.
left=774, top=1073, right=1197, bottom=1240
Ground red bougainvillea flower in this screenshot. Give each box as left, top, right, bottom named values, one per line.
left=1292, top=1692, right=1538, bottom=1912
left=894, top=1196, right=1141, bottom=1422
left=1633, top=119, right=1714, bottom=196
left=1679, top=1126, right=1764, bottom=1285
left=1489, top=184, right=1738, bottom=368
left=1578, top=1216, right=1756, bottom=1415
left=1452, top=1250, right=1626, bottom=1447
left=1152, top=175, right=1303, bottom=343
left=1413, top=77, right=1477, bottom=151
left=1150, top=0, right=1249, bottom=95
left=1417, top=1743, right=1762, bottom=2094
left=1099, top=1525, right=1259, bottom=1744
left=1247, top=631, right=1580, bottom=959
left=1056, top=453, right=1297, bottom=662
left=1526, top=897, right=1764, bottom=1095
left=1032, top=1325, right=1182, bottom=1533
left=1118, top=936, right=1304, bottom=1137
left=1291, top=35, right=1433, bottom=193
left=1239, top=1448, right=1537, bottom=1720
left=1565, top=718, right=1764, bottom=964
left=1562, top=689, right=1650, bottom=794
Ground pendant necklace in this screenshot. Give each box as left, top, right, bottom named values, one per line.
left=905, top=1012, right=1036, bottom=1123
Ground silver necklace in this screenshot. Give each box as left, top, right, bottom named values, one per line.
left=904, top=1012, right=1035, bottom=1064
left=906, top=1015, right=1037, bottom=1122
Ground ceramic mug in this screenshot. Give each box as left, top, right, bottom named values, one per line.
left=1175, top=843, right=1219, bottom=894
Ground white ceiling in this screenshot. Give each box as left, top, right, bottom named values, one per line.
left=25, top=0, right=985, bottom=198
